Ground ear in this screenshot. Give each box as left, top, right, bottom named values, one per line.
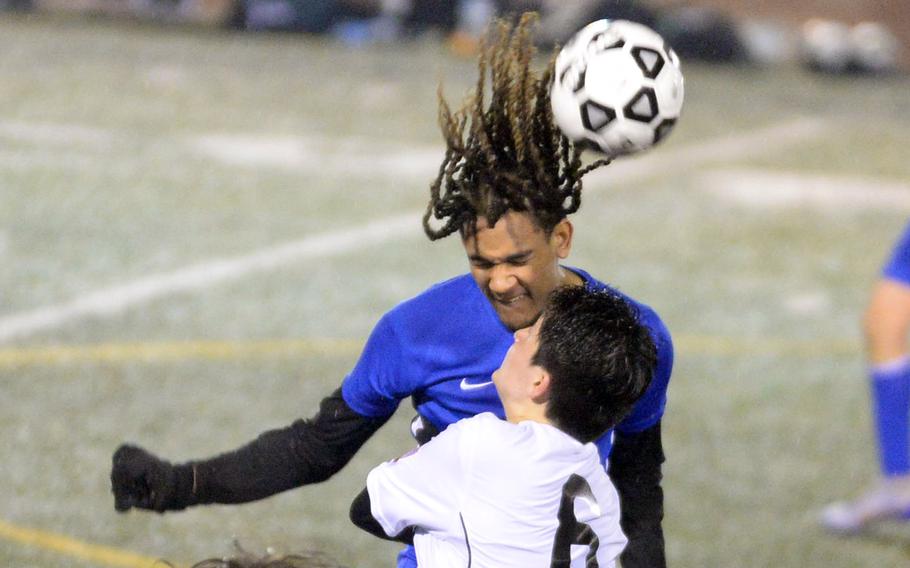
left=550, top=219, right=574, bottom=259
left=530, top=369, right=552, bottom=403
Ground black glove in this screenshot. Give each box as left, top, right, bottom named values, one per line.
left=111, top=444, right=194, bottom=513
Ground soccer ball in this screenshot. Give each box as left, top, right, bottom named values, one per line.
left=550, top=19, right=685, bottom=157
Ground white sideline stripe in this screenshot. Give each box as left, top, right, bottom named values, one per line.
left=0, top=118, right=827, bottom=343
left=0, top=215, right=417, bottom=343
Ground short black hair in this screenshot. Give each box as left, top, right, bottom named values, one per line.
left=533, top=286, right=657, bottom=442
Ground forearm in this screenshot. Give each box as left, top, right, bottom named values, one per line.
left=349, top=487, right=415, bottom=545
left=608, top=421, right=666, bottom=568
left=181, top=389, right=389, bottom=507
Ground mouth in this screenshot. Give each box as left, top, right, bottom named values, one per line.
left=493, top=293, right=529, bottom=308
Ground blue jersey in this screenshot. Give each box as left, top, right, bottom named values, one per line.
left=883, top=221, right=910, bottom=286
left=341, top=266, right=674, bottom=461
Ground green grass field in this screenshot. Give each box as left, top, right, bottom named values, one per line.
left=3, top=12, right=910, bottom=568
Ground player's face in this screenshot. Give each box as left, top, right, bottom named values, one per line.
left=462, top=211, right=576, bottom=331
left=492, top=317, right=545, bottom=404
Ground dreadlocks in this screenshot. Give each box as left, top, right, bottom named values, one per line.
left=423, top=12, right=611, bottom=241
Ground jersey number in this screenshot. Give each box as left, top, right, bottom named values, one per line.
left=550, top=474, right=600, bottom=568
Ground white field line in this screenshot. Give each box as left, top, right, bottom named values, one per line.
left=0, top=118, right=827, bottom=343
left=0, top=215, right=416, bottom=343
left=698, top=168, right=910, bottom=210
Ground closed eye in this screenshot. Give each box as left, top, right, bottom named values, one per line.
left=505, top=253, right=531, bottom=266
left=470, top=258, right=494, bottom=269
left=469, top=252, right=532, bottom=269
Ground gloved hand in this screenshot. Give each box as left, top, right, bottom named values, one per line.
left=111, top=444, right=189, bottom=513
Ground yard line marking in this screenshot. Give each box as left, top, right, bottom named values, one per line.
left=0, top=119, right=827, bottom=344
left=0, top=334, right=859, bottom=367
left=0, top=518, right=169, bottom=568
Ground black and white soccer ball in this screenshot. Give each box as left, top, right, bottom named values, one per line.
left=550, top=19, right=685, bottom=157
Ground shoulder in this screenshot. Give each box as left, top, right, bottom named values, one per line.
left=377, top=274, right=501, bottom=348
left=443, top=413, right=515, bottom=449
left=571, top=267, right=672, bottom=347
left=384, top=274, right=480, bottom=323
left=447, top=412, right=506, bottom=435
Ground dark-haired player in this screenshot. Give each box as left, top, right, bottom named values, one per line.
left=350, top=286, right=657, bottom=567
left=111, top=13, right=673, bottom=568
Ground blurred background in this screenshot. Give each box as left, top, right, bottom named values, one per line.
left=1, top=1, right=909, bottom=567
left=4, top=0, right=909, bottom=71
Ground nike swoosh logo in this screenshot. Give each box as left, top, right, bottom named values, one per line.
left=459, top=378, right=494, bottom=391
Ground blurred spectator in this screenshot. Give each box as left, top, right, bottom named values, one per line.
left=0, top=0, right=32, bottom=11
left=530, top=0, right=658, bottom=48
left=655, top=7, right=747, bottom=63
left=242, top=0, right=356, bottom=33
left=800, top=19, right=902, bottom=75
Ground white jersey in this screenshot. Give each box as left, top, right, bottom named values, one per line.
left=367, top=413, right=626, bottom=568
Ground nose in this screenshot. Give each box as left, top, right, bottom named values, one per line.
left=488, top=265, right=518, bottom=296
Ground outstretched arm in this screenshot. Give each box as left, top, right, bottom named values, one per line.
left=608, top=421, right=666, bottom=568
left=111, top=388, right=390, bottom=512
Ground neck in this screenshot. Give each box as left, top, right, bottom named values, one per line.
left=504, top=404, right=552, bottom=427
left=558, top=265, right=583, bottom=287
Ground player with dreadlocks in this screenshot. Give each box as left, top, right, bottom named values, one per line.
left=423, top=13, right=608, bottom=243
left=111, top=13, right=673, bottom=568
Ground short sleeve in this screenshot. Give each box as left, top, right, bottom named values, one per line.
left=366, top=420, right=472, bottom=537
left=615, top=309, right=674, bottom=434
left=342, top=314, right=408, bottom=418
left=882, top=222, right=910, bottom=286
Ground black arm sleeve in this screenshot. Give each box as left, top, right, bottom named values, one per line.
left=170, top=388, right=390, bottom=508
left=349, top=487, right=415, bottom=545
left=607, top=421, right=666, bottom=568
